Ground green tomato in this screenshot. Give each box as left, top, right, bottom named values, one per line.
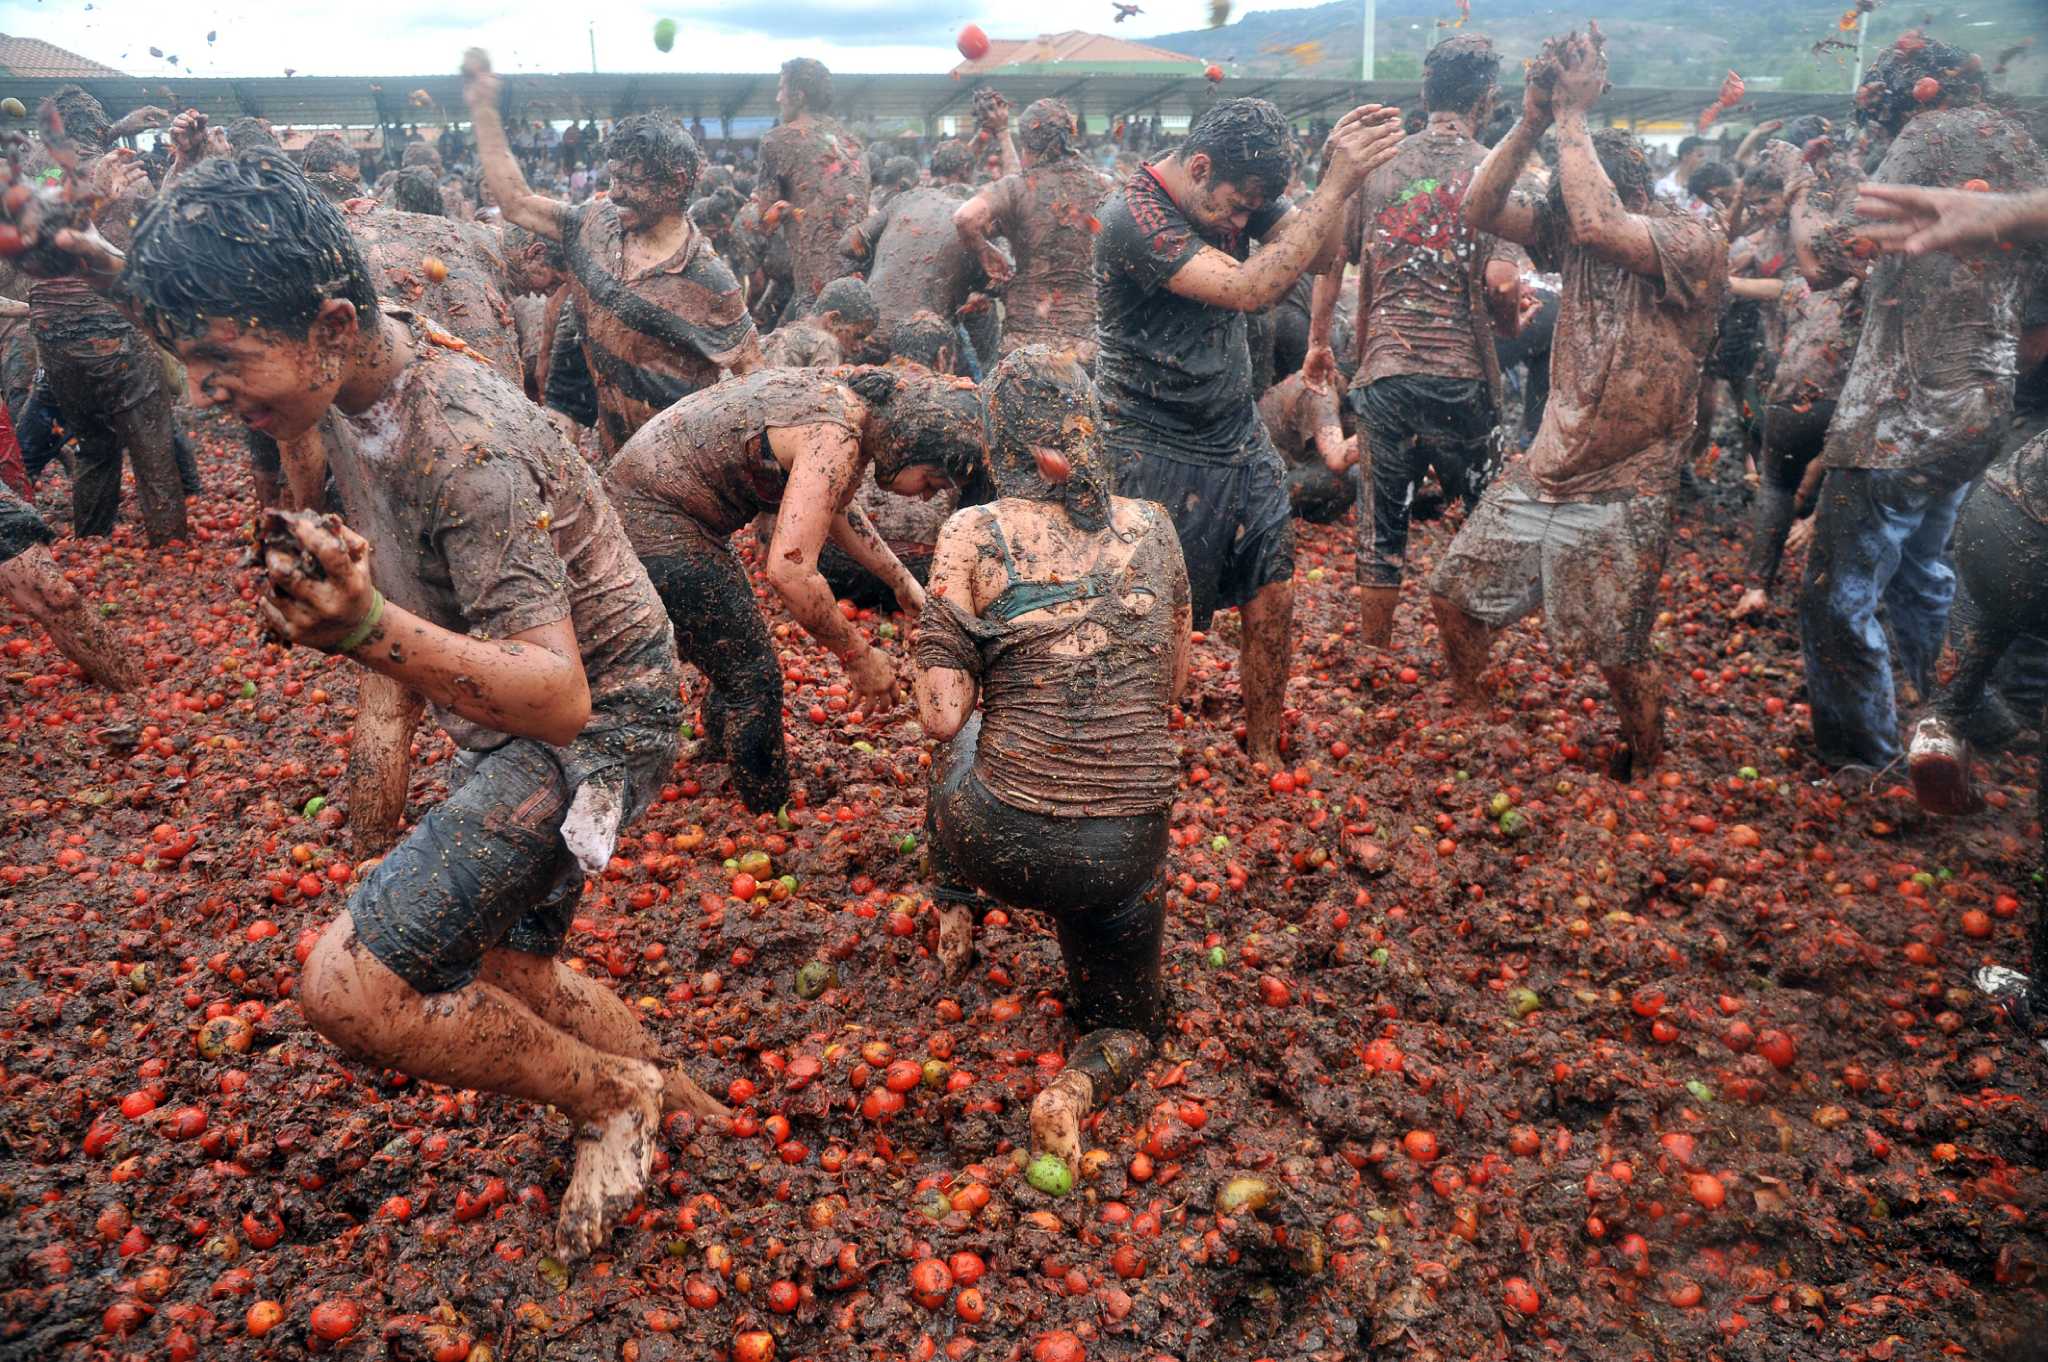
left=241, top=680, right=257, bottom=698
left=1210, top=834, right=1230, bottom=853
left=794, top=960, right=836, bottom=999
left=1026, top=1152, right=1073, bottom=1196
left=302, top=795, right=326, bottom=818
left=1497, top=808, right=1529, bottom=838
left=1507, top=986, right=1542, bottom=1017
left=898, top=833, right=918, bottom=854
left=652, top=17, right=678, bottom=51
left=1205, top=946, right=1227, bottom=969
left=1370, top=947, right=1389, bottom=966
left=1685, top=1079, right=1715, bottom=1103
left=1738, top=765, right=1759, bottom=780
left=1489, top=793, right=1512, bottom=817
left=878, top=621, right=897, bottom=640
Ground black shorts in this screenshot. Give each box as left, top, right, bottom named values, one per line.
left=348, top=720, right=675, bottom=994
left=1118, top=434, right=1294, bottom=630
left=0, top=482, right=53, bottom=567
left=1350, top=374, right=1500, bottom=586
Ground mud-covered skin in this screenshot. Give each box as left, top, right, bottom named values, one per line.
left=1743, top=400, right=1834, bottom=591
left=757, top=114, right=871, bottom=310
left=1767, top=274, right=1863, bottom=410
left=0, top=480, right=140, bottom=689
left=760, top=318, right=842, bottom=370
left=979, top=158, right=1113, bottom=358
left=339, top=202, right=521, bottom=382
left=845, top=185, right=980, bottom=333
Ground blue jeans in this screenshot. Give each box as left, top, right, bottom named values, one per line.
left=1799, top=466, right=1970, bottom=768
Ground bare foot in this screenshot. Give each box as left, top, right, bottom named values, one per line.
left=1730, top=587, right=1768, bottom=620
left=937, top=903, right=974, bottom=979
left=1029, top=1070, right=1093, bottom=1176
left=661, top=1066, right=733, bottom=1126
left=557, top=1060, right=661, bottom=1261
left=42, top=603, right=142, bottom=690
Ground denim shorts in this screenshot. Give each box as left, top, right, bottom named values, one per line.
left=348, top=719, right=674, bottom=993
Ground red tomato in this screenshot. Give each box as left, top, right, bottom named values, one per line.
left=956, top=24, right=990, bottom=60
left=1034, top=1331, right=1086, bottom=1362
left=1913, top=75, right=1941, bottom=102
left=309, top=1298, right=362, bottom=1341
left=1755, top=1029, right=1796, bottom=1070
left=948, top=1250, right=986, bottom=1285
left=245, top=1300, right=284, bottom=1337
left=1503, top=1276, right=1540, bottom=1315
left=909, top=1256, right=953, bottom=1309
left=734, top=1330, right=776, bottom=1362
left=1402, top=1129, right=1439, bottom=1162
left=767, top=1279, right=800, bottom=1313
left=1688, top=1172, right=1726, bottom=1209
left=1204, top=63, right=1224, bottom=82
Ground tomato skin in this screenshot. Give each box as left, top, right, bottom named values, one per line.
left=309, top=1298, right=362, bottom=1341
left=1504, top=1276, right=1541, bottom=1315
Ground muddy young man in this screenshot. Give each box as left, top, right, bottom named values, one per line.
left=1093, top=97, right=1403, bottom=767
left=79, top=155, right=728, bottom=1259
left=1785, top=33, right=2046, bottom=778
left=462, top=49, right=761, bottom=457
left=602, top=367, right=983, bottom=814
left=755, top=58, right=872, bottom=324
left=1435, top=29, right=1726, bottom=778
left=913, top=348, right=1190, bottom=1176
left=954, top=99, right=1113, bottom=362
left=760, top=276, right=878, bottom=369
left=839, top=140, right=987, bottom=366
left=18, top=86, right=187, bottom=545
left=1304, top=33, right=1530, bottom=646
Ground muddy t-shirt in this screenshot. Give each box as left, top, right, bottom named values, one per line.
left=1258, top=371, right=1341, bottom=465
left=854, top=184, right=979, bottom=330
left=983, top=156, right=1112, bottom=356
left=759, top=116, right=872, bottom=303
left=1767, top=275, right=1862, bottom=409
left=1812, top=107, right=2047, bottom=482
left=1095, top=164, right=1291, bottom=466
left=603, top=368, right=864, bottom=557
left=556, top=200, right=757, bottom=456
left=1346, top=128, right=1502, bottom=389
left=324, top=310, right=676, bottom=752
left=27, top=148, right=160, bottom=410
left=341, top=203, right=522, bottom=384
left=761, top=319, right=842, bottom=370
left=1522, top=203, right=1726, bottom=500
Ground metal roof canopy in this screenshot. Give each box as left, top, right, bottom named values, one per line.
left=4, top=69, right=2039, bottom=135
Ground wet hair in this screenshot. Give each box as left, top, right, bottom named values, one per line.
left=225, top=117, right=278, bottom=152
left=1479, top=103, right=1518, bottom=148
left=602, top=113, right=705, bottom=196
left=928, top=139, right=975, bottom=182
left=1772, top=114, right=1834, bottom=149
left=1856, top=31, right=1985, bottom=135
left=400, top=141, right=441, bottom=170
left=1675, top=135, right=1709, bottom=160
left=1181, top=98, right=1293, bottom=203
left=980, top=346, right=1112, bottom=532
left=47, top=85, right=111, bottom=151
left=1402, top=107, right=1428, bottom=136
left=393, top=166, right=445, bottom=216
left=816, top=277, right=880, bottom=331
left=1738, top=160, right=1784, bottom=197
left=1549, top=126, right=1654, bottom=220
left=880, top=154, right=919, bottom=191
left=1019, top=99, right=1082, bottom=162
left=887, top=311, right=957, bottom=374
left=123, top=151, right=380, bottom=344
left=842, top=366, right=984, bottom=486
left=1688, top=161, right=1736, bottom=201
left=781, top=58, right=834, bottom=114
left=690, top=185, right=745, bottom=231
left=1421, top=33, right=1500, bottom=116
left=302, top=133, right=353, bottom=174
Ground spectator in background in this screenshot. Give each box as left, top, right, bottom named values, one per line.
left=1656, top=135, right=1712, bottom=209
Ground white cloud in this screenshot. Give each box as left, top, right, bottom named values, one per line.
left=7, top=0, right=1337, bottom=77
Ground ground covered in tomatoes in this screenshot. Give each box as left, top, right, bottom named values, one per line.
left=1, top=430, right=2043, bottom=1362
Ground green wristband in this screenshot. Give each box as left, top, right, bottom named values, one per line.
left=335, top=589, right=385, bottom=655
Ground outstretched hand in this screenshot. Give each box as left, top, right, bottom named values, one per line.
left=461, top=48, right=502, bottom=111
left=1855, top=183, right=2037, bottom=255
left=1550, top=28, right=1609, bottom=114
left=1321, top=104, right=1403, bottom=188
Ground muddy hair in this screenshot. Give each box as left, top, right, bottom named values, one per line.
left=1689, top=161, right=1736, bottom=201
left=816, top=277, right=880, bottom=330
left=1772, top=114, right=1834, bottom=150
left=504, top=222, right=564, bottom=271
left=302, top=133, right=353, bottom=174
left=1738, top=160, right=1783, bottom=197
left=1421, top=33, right=1500, bottom=116
left=123, top=150, right=380, bottom=345
left=225, top=117, right=278, bottom=152
left=782, top=58, right=834, bottom=114
left=1548, top=126, right=1654, bottom=220
left=928, top=139, right=975, bottom=182
left=690, top=185, right=745, bottom=230
left=1182, top=98, right=1293, bottom=202
left=887, top=311, right=957, bottom=374
left=602, top=113, right=704, bottom=196
left=400, top=141, right=441, bottom=170
left=880, top=154, right=919, bottom=190
left=1019, top=99, right=1082, bottom=162
left=980, top=346, right=1112, bottom=533
left=842, top=366, right=984, bottom=487
left=393, top=166, right=445, bottom=215
left=47, top=85, right=110, bottom=151
left=1857, top=32, right=1985, bottom=135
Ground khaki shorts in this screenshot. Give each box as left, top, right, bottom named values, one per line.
left=1429, top=479, right=1672, bottom=669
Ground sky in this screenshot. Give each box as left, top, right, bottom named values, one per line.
left=1, top=0, right=1339, bottom=78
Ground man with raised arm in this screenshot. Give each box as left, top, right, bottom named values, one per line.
left=1430, top=27, right=1726, bottom=779
left=461, top=49, right=760, bottom=456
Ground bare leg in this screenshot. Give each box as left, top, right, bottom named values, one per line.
left=1599, top=661, right=1665, bottom=781
left=345, top=673, right=424, bottom=858
left=1430, top=592, right=1495, bottom=704
left=479, top=947, right=732, bottom=1125
left=112, top=388, right=189, bottom=547
left=1241, top=578, right=1293, bottom=767
left=1357, top=584, right=1399, bottom=649
left=0, top=545, right=142, bottom=690
left=1031, top=1070, right=1092, bottom=1176
left=936, top=903, right=974, bottom=980
left=298, top=920, right=663, bottom=1259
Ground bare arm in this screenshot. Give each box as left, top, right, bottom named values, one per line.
left=1551, top=112, right=1661, bottom=277
left=1731, top=119, right=1782, bottom=168
left=764, top=425, right=898, bottom=702
left=1466, top=87, right=1551, bottom=248
left=1483, top=256, right=1523, bottom=337
left=107, top=106, right=170, bottom=142
left=839, top=206, right=888, bottom=262
left=259, top=517, right=593, bottom=747
left=953, top=189, right=1014, bottom=287
left=828, top=502, right=926, bottom=615
left=1856, top=184, right=2048, bottom=255
left=1727, top=275, right=1786, bottom=301
left=1306, top=388, right=1350, bottom=473
left=460, top=49, right=565, bottom=240
left=913, top=512, right=982, bottom=741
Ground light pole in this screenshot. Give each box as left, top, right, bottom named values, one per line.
left=589, top=21, right=598, bottom=76
left=1849, top=11, right=1866, bottom=95
left=1361, top=0, right=1376, bottom=81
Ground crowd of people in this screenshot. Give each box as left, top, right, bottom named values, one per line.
left=1, top=22, right=2045, bottom=1260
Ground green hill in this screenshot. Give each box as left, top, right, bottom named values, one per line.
left=1149, top=0, right=2044, bottom=96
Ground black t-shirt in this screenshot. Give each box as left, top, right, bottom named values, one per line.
left=1094, top=165, right=1290, bottom=466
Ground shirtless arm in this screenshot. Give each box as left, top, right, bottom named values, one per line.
left=460, top=50, right=566, bottom=241
left=953, top=190, right=1014, bottom=287
left=913, top=512, right=983, bottom=740
left=764, top=424, right=899, bottom=703
left=1466, top=86, right=1550, bottom=248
